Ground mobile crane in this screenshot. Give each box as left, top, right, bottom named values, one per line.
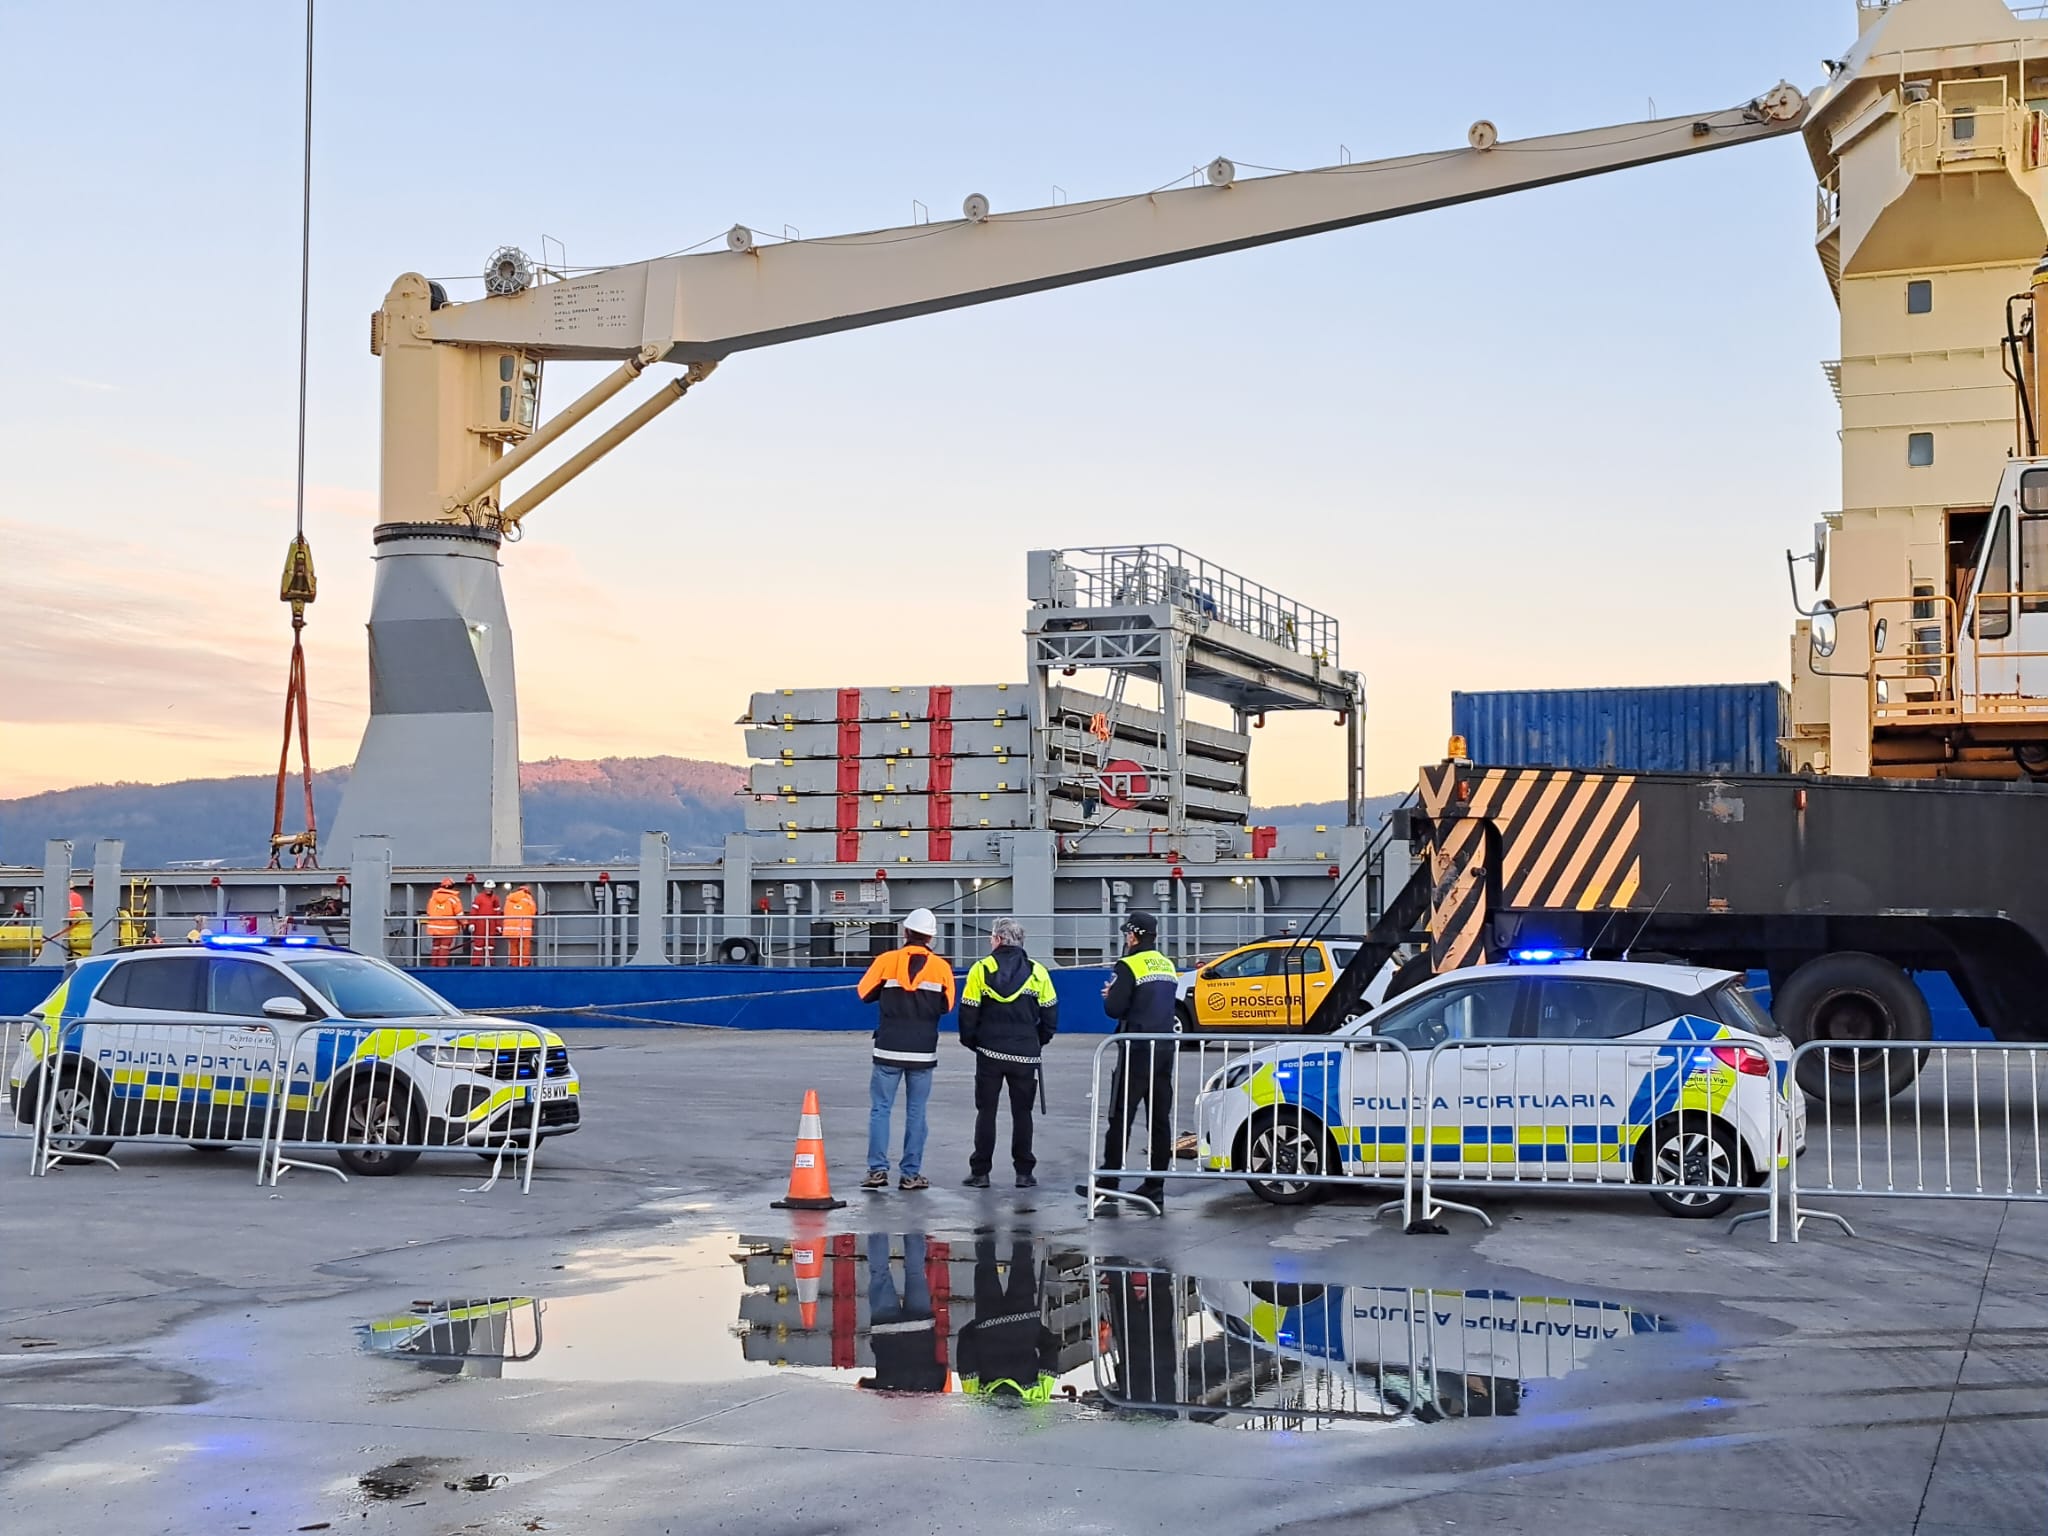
left=324, top=85, right=1811, bottom=865
left=1301, top=297, right=2048, bottom=1108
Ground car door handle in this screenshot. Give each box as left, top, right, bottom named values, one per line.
left=1246, top=984, right=1264, bottom=991
left=1311, top=981, right=1328, bottom=989
left=1626, top=1051, right=1662, bottom=1067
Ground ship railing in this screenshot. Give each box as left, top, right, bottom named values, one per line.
left=1815, top=168, right=1840, bottom=235
left=1047, top=544, right=1341, bottom=666
left=660, top=909, right=1343, bottom=971
left=1900, top=80, right=2021, bottom=177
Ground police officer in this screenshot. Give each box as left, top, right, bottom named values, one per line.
left=958, top=916, right=1059, bottom=1189
left=1076, top=911, right=1178, bottom=1212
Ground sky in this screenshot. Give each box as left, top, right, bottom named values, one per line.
left=0, top=1, right=1853, bottom=805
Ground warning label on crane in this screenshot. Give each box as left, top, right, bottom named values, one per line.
left=1097, top=759, right=1151, bottom=810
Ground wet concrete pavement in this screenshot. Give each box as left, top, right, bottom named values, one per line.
left=2, top=1028, right=2043, bottom=1534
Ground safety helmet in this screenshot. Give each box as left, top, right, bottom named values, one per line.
left=903, top=907, right=938, bottom=939
left=438, top=878, right=454, bottom=888
left=1122, top=911, right=1159, bottom=945
left=484, top=879, right=498, bottom=890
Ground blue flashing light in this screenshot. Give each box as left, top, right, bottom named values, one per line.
left=279, top=935, right=320, bottom=947
left=1509, top=947, right=1584, bottom=965
left=202, top=934, right=269, bottom=948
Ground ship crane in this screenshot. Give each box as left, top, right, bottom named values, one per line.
left=330, top=84, right=1811, bottom=865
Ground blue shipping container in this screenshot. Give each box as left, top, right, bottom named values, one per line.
left=1451, top=683, right=1788, bottom=776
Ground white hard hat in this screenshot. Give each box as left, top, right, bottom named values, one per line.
left=485, top=879, right=498, bottom=890
left=903, top=907, right=938, bottom=938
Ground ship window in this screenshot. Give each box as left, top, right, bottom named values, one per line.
left=1952, top=108, right=1977, bottom=142
left=1908, top=432, right=1935, bottom=467
left=2021, top=468, right=2048, bottom=512
left=1906, top=280, right=1932, bottom=315
left=2022, top=517, right=2048, bottom=613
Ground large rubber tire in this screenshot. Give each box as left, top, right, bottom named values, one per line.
left=1239, top=1110, right=1338, bottom=1206
left=332, top=1076, right=424, bottom=1177
left=716, top=936, right=762, bottom=966
left=1774, top=952, right=1930, bottom=1108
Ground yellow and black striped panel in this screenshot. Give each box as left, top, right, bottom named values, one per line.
left=1428, top=818, right=1489, bottom=972
left=1460, top=768, right=1641, bottom=912
left=1418, top=762, right=1460, bottom=819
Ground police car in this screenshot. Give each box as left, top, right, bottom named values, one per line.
left=1192, top=954, right=1801, bottom=1217
left=9, top=936, right=581, bottom=1174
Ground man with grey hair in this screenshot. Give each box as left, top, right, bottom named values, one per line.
left=957, top=916, right=1060, bottom=1188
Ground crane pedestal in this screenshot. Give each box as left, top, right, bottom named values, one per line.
left=328, top=524, right=523, bottom=866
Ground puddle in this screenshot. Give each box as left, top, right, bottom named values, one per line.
left=357, top=1233, right=1677, bottom=1432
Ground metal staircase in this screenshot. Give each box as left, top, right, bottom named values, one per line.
left=1271, top=792, right=1426, bottom=1033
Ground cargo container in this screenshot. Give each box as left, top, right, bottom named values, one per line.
left=1450, top=683, right=1788, bottom=776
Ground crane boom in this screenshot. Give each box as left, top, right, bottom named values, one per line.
left=335, top=79, right=1812, bottom=868
left=424, top=86, right=1808, bottom=364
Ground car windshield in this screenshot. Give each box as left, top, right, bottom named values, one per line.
left=283, top=955, right=458, bottom=1020
left=1708, top=981, right=1783, bottom=1038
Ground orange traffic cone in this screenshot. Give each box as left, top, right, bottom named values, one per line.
left=771, top=1089, right=847, bottom=1210
left=792, top=1238, right=823, bottom=1329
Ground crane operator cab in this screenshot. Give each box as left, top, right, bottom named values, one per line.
left=1807, top=456, right=2048, bottom=781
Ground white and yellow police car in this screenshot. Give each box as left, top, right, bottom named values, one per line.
left=9, top=936, right=581, bottom=1174
left=1193, top=954, right=1801, bottom=1217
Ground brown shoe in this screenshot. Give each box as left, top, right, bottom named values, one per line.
left=898, top=1174, right=929, bottom=1191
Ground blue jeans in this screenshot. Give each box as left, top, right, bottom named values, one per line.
left=868, top=1062, right=933, bottom=1176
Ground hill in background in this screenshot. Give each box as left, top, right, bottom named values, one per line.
left=0, top=760, right=1402, bottom=867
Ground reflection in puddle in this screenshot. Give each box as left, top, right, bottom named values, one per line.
left=357, top=1233, right=1676, bottom=1432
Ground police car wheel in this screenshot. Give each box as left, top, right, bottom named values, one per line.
left=187, top=1142, right=232, bottom=1153
left=1242, top=1111, right=1335, bottom=1206
left=334, top=1078, right=423, bottom=1176
left=1644, top=1118, right=1742, bottom=1218
left=43, top=1070, right=114, bottom=1161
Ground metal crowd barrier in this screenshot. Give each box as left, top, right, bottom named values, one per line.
left=1, top=1015, right=37, bottom=1142
left=14, top=1015, right=549, bottom=1193
left=1084, top=1033, right=1417, bottom=1226
left=264, top=1022, right=551, bottom=1194
left=1783, top=1040, right=2048, bottom=1240
left=23, top=1017, right=287, bottom=1178
left=1083, top=1030, right=1788, bottom=1235
left=1414, top=1033, right=1786, bottom=1233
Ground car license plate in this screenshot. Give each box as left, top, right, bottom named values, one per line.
left=530, top=1082, right=572, bottom=1102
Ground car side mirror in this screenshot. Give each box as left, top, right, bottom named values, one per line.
left=262, top=996, right=310, bottom=1020
left=1200, top=966, right=1217, bottom=980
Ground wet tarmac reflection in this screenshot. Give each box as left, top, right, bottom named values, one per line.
left=358, top=1231, right=1677, bottom=1432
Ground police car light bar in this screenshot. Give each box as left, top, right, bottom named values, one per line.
left=201, top=933, right=326, bottom=949
left=1508, top=947, right=1584, bottom=964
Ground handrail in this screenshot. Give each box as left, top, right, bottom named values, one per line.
left=1273, top=791, right=1416, bottom=1029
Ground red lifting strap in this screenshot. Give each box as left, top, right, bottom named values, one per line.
left=837, top=757, right=861, bottom=793
left=928, top=685, right=952, bottom=720
left=930, top=830, right=953, bottom=861
left=930, top=719, right=953, bottom=756
left=837, top=794, right=860, bottom=831
left=930, top=794, right=953, bottom=829
left=836, top=829, right=860, bottom=862
left=929, top=757, right=954, bottom=794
